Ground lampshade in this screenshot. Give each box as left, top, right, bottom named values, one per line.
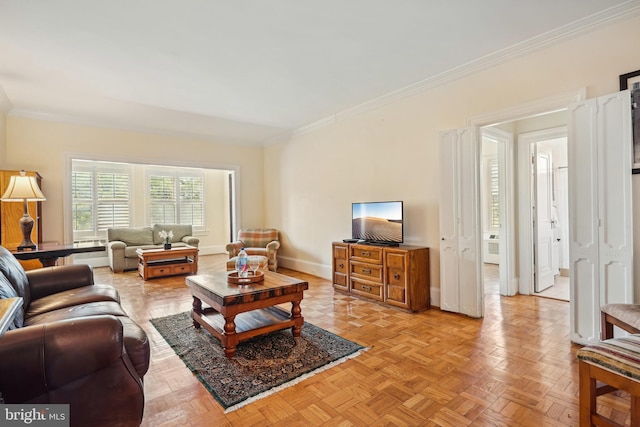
left=1, top=171, right=46, bottom=201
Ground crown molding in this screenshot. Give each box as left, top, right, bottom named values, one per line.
left=0, top=85, right=12, bottom=113
left=261, top=115, right=338, bottom=145
left=291, top=115, right=337, bottom=138
left=8, top=108, right=265, bottom=147
left=288, top=1, right=640, bottom=138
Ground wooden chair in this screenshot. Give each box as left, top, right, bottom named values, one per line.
left=601, top=303, right=640, bottom=340
left=577, top=304, right=640, bottom=425
left=578, top=335, right=640, bottom=426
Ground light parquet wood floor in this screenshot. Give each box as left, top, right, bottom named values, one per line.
left=93, top=255, right=632, bottom=426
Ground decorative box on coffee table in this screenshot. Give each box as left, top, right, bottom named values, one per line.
left=136, top=246, right=199, bottom=280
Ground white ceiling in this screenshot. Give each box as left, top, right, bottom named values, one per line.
left=0, top=0, right=637, bottom=144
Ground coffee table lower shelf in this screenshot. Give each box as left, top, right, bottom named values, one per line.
left=192, top=306, right=299, bottom=356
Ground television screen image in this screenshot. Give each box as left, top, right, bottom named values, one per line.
left=352, top=201, right=403, bottom=244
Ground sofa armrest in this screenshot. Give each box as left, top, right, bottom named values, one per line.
left=182, top=236, right=200, bottom=247
left=0, top=316, right=130, bottom=403
left=226, top=241, right=244, bottom=257
left=108, top=240, right=127, bottom=250
left=26, top=265, right=95, bottom=300
left=107, top=240, right=127, bottom=273
left=265, top=240, right=281, bottom=256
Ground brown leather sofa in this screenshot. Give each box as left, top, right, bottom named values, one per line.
left=0, top=246, right=150, bottom=427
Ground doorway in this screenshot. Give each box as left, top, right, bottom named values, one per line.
left=531, top=134, right=569, bottom=301
left=480, top=112, right=570, bottom=303
left=438, top=88, right=585, bottom=318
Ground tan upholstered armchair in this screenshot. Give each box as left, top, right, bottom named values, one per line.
left=226, top=228, right=280, bottom=271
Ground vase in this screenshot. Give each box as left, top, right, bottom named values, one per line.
left=164, top=243, right=172, bottom=250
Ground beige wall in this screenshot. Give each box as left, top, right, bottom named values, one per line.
left=5, top=117, right=264, bottom=252
left=4, top=15, right=640, bottom=301
left=0, top=109, right=6, bottom=169
left=264, top=15, right=640, bottom=301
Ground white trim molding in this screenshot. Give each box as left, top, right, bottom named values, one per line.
left=287, top=3, right=636, bottom=139
left=278, top=256, right=331, bottom=280
left=8, top=108, right=266, bottom=147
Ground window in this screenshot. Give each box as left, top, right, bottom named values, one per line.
left=179, top=176, right=205, bottom=226
left=147, top=170, right=205, bottom=230
left=488, top=158, right=500, bottom=229
left=72, top=160, right=131, bottom=240
left=71, top=160, right=211, bottom=242
left=149, top=175, right=177, bottom=224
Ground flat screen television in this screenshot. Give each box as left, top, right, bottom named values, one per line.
left=352, top=201, right=403, bottom=246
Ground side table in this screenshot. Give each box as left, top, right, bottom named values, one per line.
left=0, top=297, right=22, bottom=337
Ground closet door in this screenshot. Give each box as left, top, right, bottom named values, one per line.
left=439, top=128, right=483, bottom=317
left=568, top=91, right=632, bottom=344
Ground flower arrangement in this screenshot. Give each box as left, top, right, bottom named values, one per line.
left=158, top=230, right=174, bottom=244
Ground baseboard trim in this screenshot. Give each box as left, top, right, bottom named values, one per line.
left=430, top=288, right=440, bottom=309
left=278, top=256, right=332, bottom=280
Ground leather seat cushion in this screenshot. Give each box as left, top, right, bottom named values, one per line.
left=24, top=301, right=127, bottom=326
left=25, top=285, right=120, bottom=318
left=117, top=316, right=151, bottom=377
left=23, top=302, right=150, bottom=377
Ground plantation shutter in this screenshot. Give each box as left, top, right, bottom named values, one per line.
left=72, top=171, right=94, bottom=232
left=97, top=172, right=130, bottom=230
left=179, top=176, right=204, bottom=226
left=149, top=175, right=177, bottom=224
left=72, top=162, right=132, bottom=240
left=488, top=158, right=500, bottom=229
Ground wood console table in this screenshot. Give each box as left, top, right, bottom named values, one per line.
left=9, top=242, right=105, bottom=267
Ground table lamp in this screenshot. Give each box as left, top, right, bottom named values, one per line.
left=1, top=170, right=46, bottom=250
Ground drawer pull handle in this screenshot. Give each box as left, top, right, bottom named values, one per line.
left=394, top=273, right=400, bottom=280
left=362, top=285, right=371, bottom=291
left=361, top=251, right=370, bottom=257
left=339, top=263, right=344, bottom=268
left=362, top=268, right=371, bottom=274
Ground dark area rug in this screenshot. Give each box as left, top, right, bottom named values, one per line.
left=150, top=311, right=366, bottom=412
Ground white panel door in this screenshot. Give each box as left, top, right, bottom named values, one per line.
left=439, top=128, right=482, bottom=317
left=597, top=93, right=633, bottom=306
left=568, top=91, right=632, bottom=345
left=439, top=130, right=460, bottom=313
left=535, top=151, right=555, bottom=292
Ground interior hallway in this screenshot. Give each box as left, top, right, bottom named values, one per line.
left=484, top=263, right=569, bottom=302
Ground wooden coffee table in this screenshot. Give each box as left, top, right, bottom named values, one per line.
left=136, top=246, right=198, bottom=280
left=185, top=271, right=309, bottom=358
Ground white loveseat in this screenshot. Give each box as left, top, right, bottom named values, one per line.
left=107, top=224, right=199, bottom=272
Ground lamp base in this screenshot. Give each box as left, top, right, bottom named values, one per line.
left=18, top=212, right=37, bottom=251
left=17, top=243, right=37, bottom=251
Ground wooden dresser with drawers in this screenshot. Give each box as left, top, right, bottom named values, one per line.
left=332, top=242, right=430, bottom=311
